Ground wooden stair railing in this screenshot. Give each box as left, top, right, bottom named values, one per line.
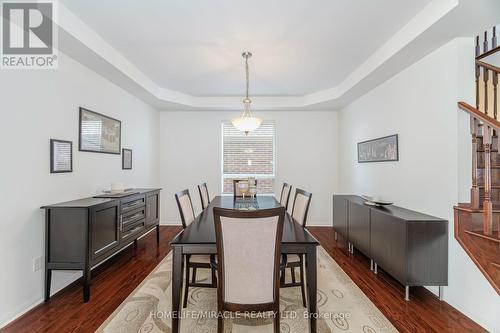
left=456, top=25, right=500, bottom=295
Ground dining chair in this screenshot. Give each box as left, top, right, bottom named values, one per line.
left=197, top=182, right=210, bottom=210
left=279, top=182, right=292, bottom=210
left=233, top=179, right=258, bottom=197
left=281, top=188, right=312, bottom=307
left=174, top=189, right=216, bottom=308
left=213, top=206, right=285, bottom=333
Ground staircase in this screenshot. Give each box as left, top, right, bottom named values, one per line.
left=455, top=25, right=500, bottom=294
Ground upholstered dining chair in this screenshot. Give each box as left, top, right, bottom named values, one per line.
left=197, top=182, right=210, bottom=210
left=281, top=188, right=312, bottom=307
left=279, top=183, right=292, bottom=210
left=233, top=179, right=258, bottom=197
left=213, top=206, right=285, bottom=333
left=174, top=189, right=216, bottom=308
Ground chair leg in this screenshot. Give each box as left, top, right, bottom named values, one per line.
left=299, top=257, right=307, bottom=308
left=192, top=268, right=197, bottom=284
left=183, top=258, right=190, bottom=308
left=280, top=266, right=286, bottom=285
left=291, top=266, right=296, bottom=284
left=217, top=315, right=224, bottom=333
left=274, top=307, right=280, bottom=333
left=211, top=267, right=217, bottom=287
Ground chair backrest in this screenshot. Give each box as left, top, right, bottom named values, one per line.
left=174, top=189, right=195, bottom=228
left=197, top=182, right=210, bottom=210
left=279, top=183, right=292, bottom=210
left=213, top=206, right=285, bottom=309
left=292, top=188, right=312, bottom=227
left=233, top=179, right=258, bottom=197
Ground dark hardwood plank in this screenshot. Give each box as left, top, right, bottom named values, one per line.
left=2, top=226, right=485, bottom=333
left=1, top=226, right=182, bottom=333
left=307, top=226, right=486, bottom=333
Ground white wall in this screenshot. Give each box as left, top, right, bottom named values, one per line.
left=159, top=111, right=338, bottom=226
left=0, top=53, right=160, bottom=327
left=338, top=38, right=500, bottom=332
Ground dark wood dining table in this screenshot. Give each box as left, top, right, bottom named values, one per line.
left=170, top=195, right=320, bottom=332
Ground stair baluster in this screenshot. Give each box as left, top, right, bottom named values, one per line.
left=471, top=118, right=480, bottom=208
left=483, top=125, right=493, bottom=235
left=493, top=26, right=497, bottom=48
left=475, top=36, right=480, bottom=110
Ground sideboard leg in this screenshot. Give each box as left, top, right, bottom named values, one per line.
left=405, top=286, right=410, bottom=301
left=334, top=231, right=338, bottom=241
left=156, top=225, right=160, bottom=244
left=370, top=259, right=374, bottom=271
left=374, top=262, right=378, bottom=274
left=438, top=286, right=444, bottom=301
left=83, top=266, right=91, bottom=302
left=44, top=268, right=52, bottom=302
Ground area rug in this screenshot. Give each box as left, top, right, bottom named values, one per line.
left=97, top=247, right=398, bottom=332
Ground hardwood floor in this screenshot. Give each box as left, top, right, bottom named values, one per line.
left=1, top=226, right=183, bottom=333
left=307, top=227, right=486, bottom=333
left=2, top=226, right=485, bottom=333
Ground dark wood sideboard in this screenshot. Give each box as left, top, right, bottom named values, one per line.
left=41, top=188, right=161, bottom=302
left=333, top=195, right=448, bottom=301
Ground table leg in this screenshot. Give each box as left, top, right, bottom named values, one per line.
left=171, top=246, right=184, bottom=333
left=306, top=246, right=317, bottom=333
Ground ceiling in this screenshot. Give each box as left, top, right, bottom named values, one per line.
left=56, top=0, right=500, bottom=110
left=61, top=0, right=432, bottom=97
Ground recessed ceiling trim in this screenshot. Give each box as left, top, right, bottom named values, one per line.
left=55, top=0, right=498, bottom=111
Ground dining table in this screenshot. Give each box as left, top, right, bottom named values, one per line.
left=170, top=195, right=320, bottom=332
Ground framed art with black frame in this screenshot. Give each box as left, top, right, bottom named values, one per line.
left=357, top=134, right=399, bottom=163
left=50, top=139, right=72, bottom=173
left=79, top=107, right=121, bottom=154
left=122, top=148, right=132, bottom=170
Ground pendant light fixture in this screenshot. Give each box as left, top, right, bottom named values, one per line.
left=231, top=51, right=262, bottom=135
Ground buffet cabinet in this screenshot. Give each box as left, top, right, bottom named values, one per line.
left=333, top=195, right=448, bottom=300
left=41, top=188, right=161, bottom=302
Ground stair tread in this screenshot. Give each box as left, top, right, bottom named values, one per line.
left=464, top=230, right=500, bottom=243
left=455, top=203, right=500, bottom=213
left=476, top=149, right=499, bottom=152
left=477, top=165, right=500, bottom=169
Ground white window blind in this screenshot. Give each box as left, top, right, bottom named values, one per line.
left=221, top=120, right=276, bottom=194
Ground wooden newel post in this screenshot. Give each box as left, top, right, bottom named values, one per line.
left=483, top=125, right=493, bottom=235
left=471, top=117, right=480, bottom=209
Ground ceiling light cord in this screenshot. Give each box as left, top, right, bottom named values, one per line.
left=245, top=54, right=250, bottom=100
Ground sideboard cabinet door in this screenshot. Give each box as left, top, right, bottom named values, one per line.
left=145, top=192, right=160, bottom=226
left=370, top=210, right=406, bottom=284
left=348, top=202, right=371, bottom=257
left=333, top=196, right=348, bottom=240
left=90, top=201, right=120, bottom=261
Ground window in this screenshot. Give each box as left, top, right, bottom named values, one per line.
left=221, top=120, right=276, bottom=194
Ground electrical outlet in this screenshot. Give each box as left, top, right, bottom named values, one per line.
left=33, top=256, right=42, bottom=272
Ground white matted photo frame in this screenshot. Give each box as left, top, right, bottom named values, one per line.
left=50, top=139, right=73, bottom=173
left=122, top=148, right=132, bottom=170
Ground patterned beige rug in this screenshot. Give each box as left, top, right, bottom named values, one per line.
left=97, top=247, right=398, bottom=332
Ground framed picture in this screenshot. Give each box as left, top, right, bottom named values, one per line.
left=79, top=107, right=121, bottom=154
left=50, top=139, right=72, bottom=173
left=358, top=134, right=399, bottom=163
left=122, top=148, right=132, bottom=170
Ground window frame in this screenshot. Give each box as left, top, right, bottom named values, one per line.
left=220, top=121, right=277, bottom=194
